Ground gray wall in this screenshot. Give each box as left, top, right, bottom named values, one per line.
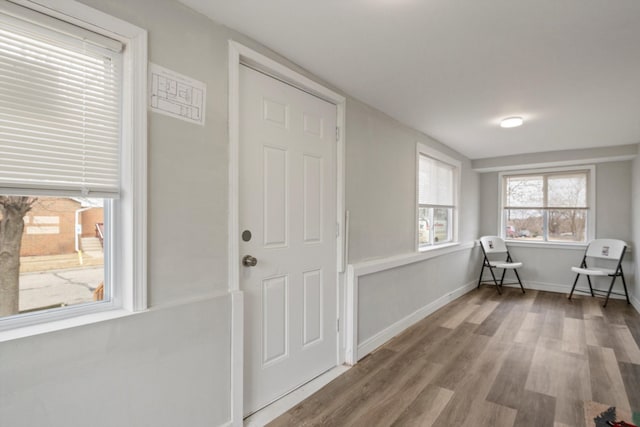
left=472, top=144, right=638, bottom=172
left=477, top=156, right=636, bottom=296
left=633, top=153, right=640, bottom=303
left=596, top=162, right=633, bottom=240
left=1, top=1, right=236, bottom=426
left=479, top=160, right=634, bottom=240
left=358, top=248, right=482, bottom=343
left=479, top=172, right=500, bottom=238
left=345, top=98, right=481, bottom=347
left=0, top=1, right=481, bottom=426
left=0, top=297, right=230, bottom=427
left=346, top=99, right=479, bottom=262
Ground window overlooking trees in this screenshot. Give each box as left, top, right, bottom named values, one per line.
left=417, top=143, right=460, bottom=250
left=501, top=168, right=593, bottom=243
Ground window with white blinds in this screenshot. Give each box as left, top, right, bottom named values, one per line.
left=500, top=167, right=593, bottom=243
left=0, top=5, right=123, bottom=197
left=0, top=0, right=147, bottom=336
left=418, top=155, right=454, bottom=207
left=417, top=144, right=460, bottom=249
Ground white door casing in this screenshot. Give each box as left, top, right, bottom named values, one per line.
left=239, top=64, right=338, bottom=415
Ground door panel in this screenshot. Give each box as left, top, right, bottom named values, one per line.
left=239, top=64, right=338, bottom=415
left=303, top=269, right=323, bottom=346
left=263, top=146, right=288, bottom=247
left=303, top=154, right=322, bottom=243
left=262, top=275, right=288, bottom=365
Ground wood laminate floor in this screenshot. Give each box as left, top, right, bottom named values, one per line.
left=268, top=287, right=640, bottom=427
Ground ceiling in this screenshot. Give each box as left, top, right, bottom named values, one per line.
left=178, top=0, right=640, bottom=160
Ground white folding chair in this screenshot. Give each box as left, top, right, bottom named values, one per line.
left=477, top=236, right=525, bottom=294
left=568, top=238, right=629, bottom=307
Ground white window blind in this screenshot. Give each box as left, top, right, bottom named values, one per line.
left=0, top=5, right=122, bottom=197
left=418, top=154, right=454, bottom=206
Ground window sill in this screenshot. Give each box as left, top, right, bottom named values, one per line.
left=504, top=240, right=632, bottom=252
left=504, top=240, right=588, bottom=250
left=418, top=242, right=460, bottom=253
left=0, top=307, right=144, bottom=343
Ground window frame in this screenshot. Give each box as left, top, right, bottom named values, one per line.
left=416, top=142, right=461, bottom=252
left=498, top=165, right=595, bottom=246
left=0, top=0, right=147, bottom=339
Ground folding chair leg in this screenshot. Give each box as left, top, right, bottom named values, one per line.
left=499, top=269, right=507, bottom=285
left=586, top=276, right=594, bottom=297
left=603, top=276, right=618, bottom=308
left=477, top=264, right=485, bottom=289
left=513, top=269, right=525, bottom=294
left=621, top=271, right=630, bottom=304
left=620, top=266, right=631, bottom=304
left=568, top=274, right=580, bottom=300
left=488, top=267, right=502, bottom=295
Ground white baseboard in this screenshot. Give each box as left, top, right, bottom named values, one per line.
left=493, top=280, right=629, bottom=301
left=346, top=243, right=478, bottom=364
left=479, top=274, right=569, bottom=295
left=356, top=280, right=476, bottom=361
left=519, top=281, right=572, bottom=294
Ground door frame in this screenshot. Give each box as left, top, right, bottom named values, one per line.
left=227, top=40, right=346, bottom=425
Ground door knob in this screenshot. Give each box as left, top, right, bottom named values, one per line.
left=242, top=255, right=258, bottom=267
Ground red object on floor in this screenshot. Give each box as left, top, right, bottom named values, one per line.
left=607, top=421, right=638, bottom=427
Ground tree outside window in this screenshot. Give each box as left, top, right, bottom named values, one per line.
left=0, top=196, right=105, bottom=317
left=502, top=170, right=590, bottom=243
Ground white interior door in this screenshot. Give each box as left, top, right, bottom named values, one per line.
left=239, top=64, right=338, bottom=415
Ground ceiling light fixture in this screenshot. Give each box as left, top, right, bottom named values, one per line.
left=500, top=116, right=524, bottom=128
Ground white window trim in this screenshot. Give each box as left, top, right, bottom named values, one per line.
left=416, top=142, right=461, bottom=252
left=0, top=0, right=147, bottom=341
left=498, top=165, right=596, bottom=246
